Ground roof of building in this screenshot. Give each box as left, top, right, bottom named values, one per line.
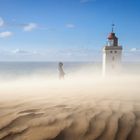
left=108, top=32, right=118, bottom=40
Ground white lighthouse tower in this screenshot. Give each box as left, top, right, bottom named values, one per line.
left=102, top=24, right=123, bottom=76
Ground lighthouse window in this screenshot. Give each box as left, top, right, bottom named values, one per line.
left=115, top=51, right=117, bottom=53
left=110, top=51, right=113, bottom=53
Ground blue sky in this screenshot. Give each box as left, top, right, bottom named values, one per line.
left=0, top=0, right=140, bottom=61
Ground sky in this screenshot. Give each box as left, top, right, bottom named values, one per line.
left=0, top=0, right=140, bottom=61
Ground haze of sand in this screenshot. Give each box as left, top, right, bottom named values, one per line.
left=0, top=73, right=140, bottom=140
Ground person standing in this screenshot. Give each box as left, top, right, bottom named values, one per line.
left=58, top=62, right=65, bottom=80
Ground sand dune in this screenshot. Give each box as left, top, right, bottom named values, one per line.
left=0, top=75, right=140, bottom=140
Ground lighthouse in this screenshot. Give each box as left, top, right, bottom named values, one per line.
left=102, top=25, right=123, bottom=76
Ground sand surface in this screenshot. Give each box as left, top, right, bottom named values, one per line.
left=0, top=75, right=140, bottom=140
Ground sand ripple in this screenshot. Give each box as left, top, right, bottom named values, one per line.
left=0, top=98, right=140, bottom=140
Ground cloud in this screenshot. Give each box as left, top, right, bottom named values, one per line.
left=66, top=24, right=76, bottom=29
left=12, top=49, right=30, bottom=55
left=0, top=17, right=46, bottom=33
left=0, top=17, right=4, bottom=27
left=23, top=23, right=38, bottom=32
left=130, top=48, right=140, bottom=52
left=12, top=49, right=40, bottom=55
left=0, top=31, right=13, bottom=38
left=80, top=0, right=95, bottom=3
left=130, top=48, right=137, bottom=52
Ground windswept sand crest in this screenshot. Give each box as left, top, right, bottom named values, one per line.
left=0, top=100, right=140, bottom=140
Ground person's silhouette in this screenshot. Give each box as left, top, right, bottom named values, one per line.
left=58, top=62, right=65, bottom=80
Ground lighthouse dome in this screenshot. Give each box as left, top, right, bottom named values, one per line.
left=108, top=32, right=118, bottom=40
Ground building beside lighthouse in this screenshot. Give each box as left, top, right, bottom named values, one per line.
left=102, top=25, right=123, bottom=76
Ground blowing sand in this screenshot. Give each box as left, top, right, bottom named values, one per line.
left=0, top=75, right=140, bottom=140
